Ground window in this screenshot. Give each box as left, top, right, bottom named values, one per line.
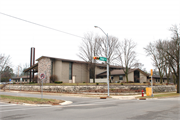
left=163, top=79, right=164, bottom=82
left=119, top=75, right=123, bottom=80
left=69, top=63, right=72, bottom=80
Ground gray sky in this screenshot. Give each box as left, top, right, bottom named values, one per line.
left=0, top=0, right=180, bottom=73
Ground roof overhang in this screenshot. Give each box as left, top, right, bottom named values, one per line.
left=23, top=63, right=38, bottom=72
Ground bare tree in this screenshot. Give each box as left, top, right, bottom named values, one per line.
left=98, top=35, right=120, bottom=82
left=157, top=40, right=172, bottom=84
left=158, top=25, right=179, bottom=92
left=77, top=32, right=101, bottom=83
left=117, top=39, right=137, bottom=82
left=145, top=25, right=180, bottom=93
left=133, top=63, right=144, bottom=69
left=144, top=41, right=165, bottom=83
left=20, top=63, right=30, bottom=76
left=0, top=54, right=11, bottom=82
left=99, top=36, right=120, bottom=64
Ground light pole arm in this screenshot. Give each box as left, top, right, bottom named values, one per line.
left=94, top=26, right=107, bottom=37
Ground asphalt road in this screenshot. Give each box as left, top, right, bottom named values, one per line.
left=0, top=91, right=180, bottom=120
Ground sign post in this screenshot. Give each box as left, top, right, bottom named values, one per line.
left=9, top=79, right=11, bottom=91
left=93, top=56, right=109, bottom=96
left=20, top=78, right=22, bottom=91
left=40, top=73, right=45, bottom=100
left=151, top=69, right=154, bottom=97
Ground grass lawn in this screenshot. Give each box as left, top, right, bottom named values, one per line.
left=136, top=93, right=180, bottom=99
left=0, top=95, right=64, bottom=104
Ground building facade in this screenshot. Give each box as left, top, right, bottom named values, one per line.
left=96, top=68, right=149, bottom=83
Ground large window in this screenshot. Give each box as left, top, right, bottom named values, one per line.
left=119, top=75, right=123, bottom=80
left=69, top=63, right=72, bottom=80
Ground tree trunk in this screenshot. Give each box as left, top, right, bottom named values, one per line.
left=125, top=73, right=128, bottom=83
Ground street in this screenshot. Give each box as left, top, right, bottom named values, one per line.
left=0, top=91, right=180, bottom=120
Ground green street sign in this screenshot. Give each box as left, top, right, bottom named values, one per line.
left=99, top=57, right=107, bottom=61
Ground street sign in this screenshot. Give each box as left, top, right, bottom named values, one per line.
left=99, top=57, right=107, bottom=61
left=40, top=73, right=45, bottom=79
left=9, top=79, right=11, bottom=82
left=93, top=56, right=107, bottom=61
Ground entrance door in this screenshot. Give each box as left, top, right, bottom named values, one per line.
left=134, top=70, right=140, bottom=83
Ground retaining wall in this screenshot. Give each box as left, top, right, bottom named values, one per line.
left=4, top=85, right=176, bottom=94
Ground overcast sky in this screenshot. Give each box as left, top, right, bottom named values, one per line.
left=0, top=0, right=180, bottom=73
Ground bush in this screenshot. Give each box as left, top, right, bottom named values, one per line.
left=54, top=81, right=63, bottom=84
left=121, top=83, right=123, bottom=85
left=111, top=88, right=114, bottom=91
left=50, top=75, right=58, bottom=83
left=1, top=77, right=9, bottom=82
left=33, top=75, right=38, bottom=83
left=96, top=83, right=99, bottom=85
left=83, top=82, right=85, bottom=83
left=29, top=82, right=35, bottom=84
left=117, top=81, right=120, bottom=83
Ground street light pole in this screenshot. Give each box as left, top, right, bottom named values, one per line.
left=179, top=32, right=180, bottom=94
left=94, top=26, right=110, bottom=97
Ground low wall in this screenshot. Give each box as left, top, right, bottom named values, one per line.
left=4, top=85, right=176, bottom=94
left=90, top=79, right=107, bottom=83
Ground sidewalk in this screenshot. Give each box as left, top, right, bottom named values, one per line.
left=111, top=92, right=177, bottom=100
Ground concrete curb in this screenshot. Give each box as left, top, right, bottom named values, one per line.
left=136, top=98, right=158, bottom=100
left=111, top=96, right=136, bottom=100
left=22, top=103, right=53, bottom=106
left=0, top=100, right=73, bottom=107
left=21, top=100, right=73, bottom=106
left=60, top=101, right=73, bottom=105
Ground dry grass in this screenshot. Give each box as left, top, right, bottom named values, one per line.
left=0, top=95, right=64, bottom=104
left=136, top=93, right=180, bottom=99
